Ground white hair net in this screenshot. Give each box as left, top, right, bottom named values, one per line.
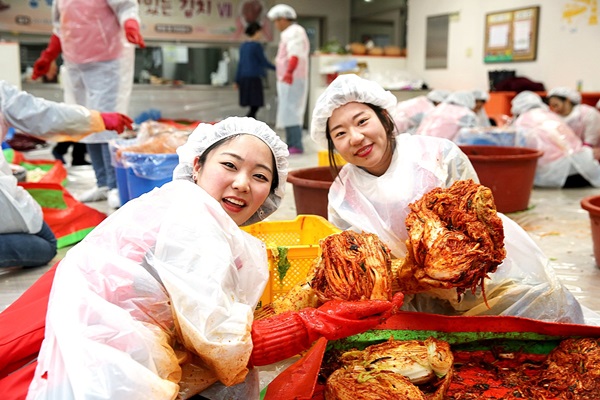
left=267, top=4, right=297, bottom=20
left=173, top=117, right=289, bottom=226
left=472, top=89, right=490, bottom=102
left=548, top=87, right=581, bottom=104
left=426, top=89, right=450, bottom=104
left=511, top=91, right=548, bottom=116
left=444, top=91, right=476, bottom=110
left=310, top=74, right=398, bottom=149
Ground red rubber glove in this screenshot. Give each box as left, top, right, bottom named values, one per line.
left=250, top=292, right=404, bottom=366
left=282, top=56, right=298, bottom=84
left=124, top=19, right=146, bottom=48
left=32, top=34, right=62, bottom=80
left=101, top=112, right=133, bottom=133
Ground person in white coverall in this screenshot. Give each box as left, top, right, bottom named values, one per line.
left=425, top=89, right=450, bottom=106
left=510, top=91, right=600, bottom=188
left=4, top=117, right=399, bottom=400
left=0, top=80, right=132, bottom=269
left=547, top=87, right=600, bottom=160
left=472, top=89, right=493, bottom=127
left=310, top=74, right=598, bottom=325
left=416, top=91, right=478, bottom=140
left=267, top=4, right=310, bottom=154
left=392, top=95, right=434, bottom=134
left=32, top=0, right=145, bottom=207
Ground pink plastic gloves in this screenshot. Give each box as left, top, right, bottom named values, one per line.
left=32, top=34, right=62, bottom=80
left=282, top=56, right=299, bottom=84
left=124, top=19, right=146, bottom=48
left=100, top=113, right=133, bottom=133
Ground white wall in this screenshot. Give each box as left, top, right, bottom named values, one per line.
left=272, top=0, right=351, bottom=47
left=0, top=42, right=21, bottom=89
left=406, top=0, right=600, bottom=92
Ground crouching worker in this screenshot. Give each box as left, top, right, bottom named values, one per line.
left=0, top=80, right=132, bottom=270
left=310, top=74, right=591, bottom=325
left=0, top=117, right=401, bottom=400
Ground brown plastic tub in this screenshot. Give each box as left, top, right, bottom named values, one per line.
left=286, top=166, right=335, bottom=219
left=581, top=195, right=600, bottom=268
left=460, top=145, right=543, bottom=213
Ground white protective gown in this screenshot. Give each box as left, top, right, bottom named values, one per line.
left=52, top=0, right=138, bottom=143
left=0, top=150, right=43, bottom=235
left=1, top=79, right=105, bottom=236
left=275, top=23, right=309, bottom=128
left=392, top=96, right=435, bottom=134
left=513, top=107, right=600, bottom=188
left=475, top=107, right=492, bottom=127
left=27, top=180, right=270, bottom=400
left=327, top=133, right=586, bottom=324
left=564, top=103, right=600, bottom=147
left=416, top=102, right=478, bottom=140
left=0, top=80, right=104, bottom=143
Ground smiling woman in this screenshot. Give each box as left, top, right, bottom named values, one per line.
left=193, top=134, right=277, bottom=225
left=329, top=102, right=396, bottom=177
left=309, top=73, right=594, bottom=325
left=1, top=116, right=403, bottom=400
left=0, top=117, right=290, bottom=399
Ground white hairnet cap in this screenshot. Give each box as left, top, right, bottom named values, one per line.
left=310, top=74, right=398, bottom=149
left=173, top=117, right=289, bottom=226
left=426, top=89, right=450, bottom=104
left=511, top=91, right=547, bottom=116
left=444, top=91, right=476, bottom=110
left=267, top=4, right=297, bottom=20
left=548, top=87, right=581, bottom=104
left=472, top=90, right=490, bottom=102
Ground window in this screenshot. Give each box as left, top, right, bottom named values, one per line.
left=425, top=14, right=449, bottom=69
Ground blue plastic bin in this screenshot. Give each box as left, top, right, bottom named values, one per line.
left=109, top=138, right=138, bottom=206
left=115, top=166, right=129, bottom=204
left=455, top=128, right=519, bottom=147
left=122, top=152, right=179, bottom=200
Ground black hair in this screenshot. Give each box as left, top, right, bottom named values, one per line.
left=245, top=22, right=262, bottom=37
left=547, top=95, right=569, bottom=103
left=196, top=134, right=279, bottom=193
left=325, top=103, right=397, bottom=179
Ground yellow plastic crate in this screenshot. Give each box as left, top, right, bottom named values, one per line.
left=242, top=215, right=341, bottom=309
left=317, top=150, right=347, bottom=167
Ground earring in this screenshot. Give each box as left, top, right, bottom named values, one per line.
left=192, top=173, right=198, bottom=181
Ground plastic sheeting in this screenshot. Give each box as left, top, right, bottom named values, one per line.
left=454, top=127, right=525, bottom=147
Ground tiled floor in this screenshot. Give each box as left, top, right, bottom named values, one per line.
left=2, top=135, right=600, bottom=324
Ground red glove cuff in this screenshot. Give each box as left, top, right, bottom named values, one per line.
left=31, top=35, right=61, bottom=80
left=100, top=112, right=133, bottom=133
left=124, top=19, right=146, bottom=48
left=45, top=34, right=62, bottom=59
left=250, top=294, right=404, bottom=367
left=286, top=56, right=299, bottom=75
left=124, top=18, right=140, bottom=32
left=250, top=312, right=311, bottom=366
